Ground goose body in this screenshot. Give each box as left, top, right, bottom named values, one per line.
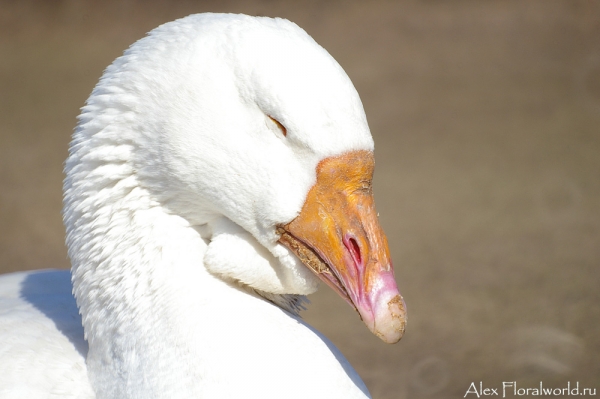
left=0, top=13, right=406, bottom=399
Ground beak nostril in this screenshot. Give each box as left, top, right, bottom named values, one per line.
left=347, top=236, right=362, bottom=265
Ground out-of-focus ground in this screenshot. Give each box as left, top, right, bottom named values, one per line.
left=1, top=1, right=599, bottom=397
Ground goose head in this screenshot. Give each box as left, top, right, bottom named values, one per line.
left=65, top=13, right=406, bottom=345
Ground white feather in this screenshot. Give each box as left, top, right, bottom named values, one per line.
left=0, top=13, right=375, bottom=398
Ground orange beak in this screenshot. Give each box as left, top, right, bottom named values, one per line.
left=278, top=150, right=406, bottom=343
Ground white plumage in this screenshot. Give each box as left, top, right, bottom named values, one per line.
left=0, top=13, right=405, bottom=399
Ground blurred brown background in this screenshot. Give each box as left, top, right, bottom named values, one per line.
left=1, top=1, right=599, bottom=398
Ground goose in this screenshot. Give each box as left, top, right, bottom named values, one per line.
left=0, top=13, right=406, bottom=399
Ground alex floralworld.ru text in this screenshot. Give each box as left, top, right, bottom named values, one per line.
left=465, top=381, right=596, bottom=397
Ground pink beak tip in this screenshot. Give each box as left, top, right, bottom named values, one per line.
left=357, top=269, right=407, bottom=344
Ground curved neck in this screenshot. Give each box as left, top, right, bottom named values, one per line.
left=69, top=202, right=368, bottom=398
left=72, top=200, right=213, bottom=397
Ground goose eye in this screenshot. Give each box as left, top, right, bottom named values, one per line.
left=268, top=116, right=287, bottom=137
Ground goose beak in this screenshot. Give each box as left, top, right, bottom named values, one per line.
left=278, top=150, right=406, bottom=344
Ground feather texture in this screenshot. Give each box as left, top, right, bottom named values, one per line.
left=0, top=13, right=376, bottom=398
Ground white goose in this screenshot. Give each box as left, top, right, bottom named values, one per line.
left=0, top=13, right=406, bottom=399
